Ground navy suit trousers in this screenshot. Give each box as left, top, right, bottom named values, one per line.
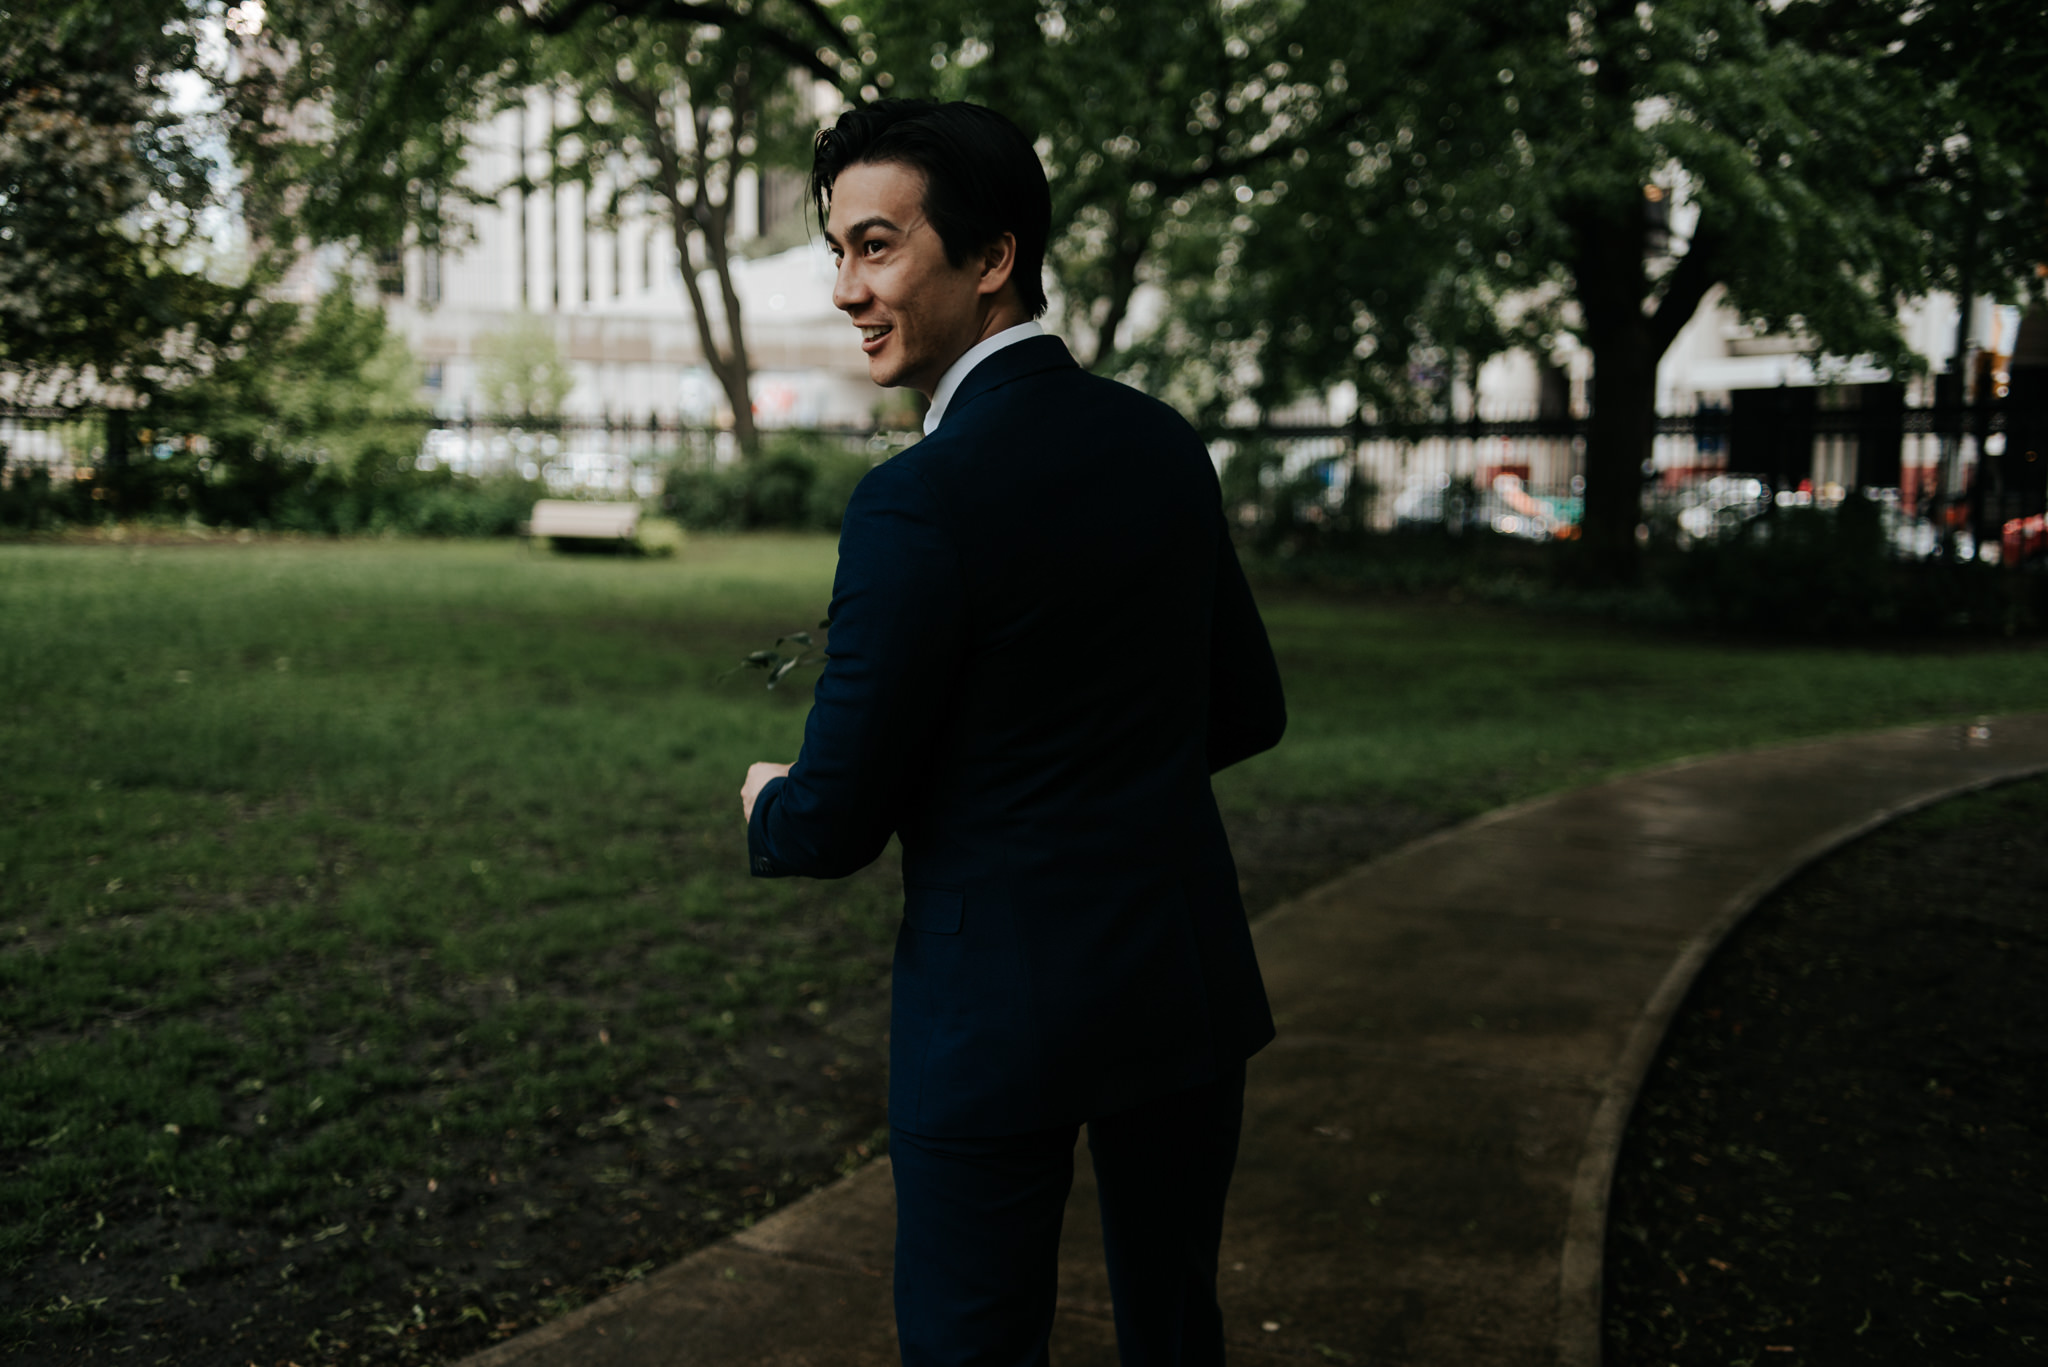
left=889, top=1063, right=1246, bottom=1367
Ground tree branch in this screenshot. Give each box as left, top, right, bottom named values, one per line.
left=530, top=0, right=849, bottom=84
left=1142, top=101, right=1368, bottom=200
left=1647, top=226, right=1723, bottom=356
left=1084, top=221, right=1147, bottom=372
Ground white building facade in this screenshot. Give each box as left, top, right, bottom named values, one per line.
left=351, top=91, right=880, bottom=431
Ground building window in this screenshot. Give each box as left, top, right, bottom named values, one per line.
left=758, top=167, right=806, bottom=240
left=424, top=362, right=444, bottom=390
left=422, top=250, right=443, bottom=306
left=375, top=246, right=405, bottom=297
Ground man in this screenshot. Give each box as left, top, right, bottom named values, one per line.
left=741, top=100, right=1285, bottom=1366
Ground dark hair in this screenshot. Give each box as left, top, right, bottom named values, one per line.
left=811, top=99, right=1050, bottom=319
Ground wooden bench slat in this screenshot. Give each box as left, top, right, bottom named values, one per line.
left=529, top=500, right=640, bottom=539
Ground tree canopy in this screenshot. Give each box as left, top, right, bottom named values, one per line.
left=13, top=0, right=2044, bottom=567
left=241, top=0, right=847, bottom=452
left=869, top=0, right=2046, bottom=574
left=0, top=0, right=232, bottom=406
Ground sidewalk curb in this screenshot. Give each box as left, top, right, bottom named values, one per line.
left=450, top=713, right=2048, bottom=1367
left=1551, top=717, right=2048, bottom=1366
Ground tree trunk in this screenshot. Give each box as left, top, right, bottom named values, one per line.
left=700, top=70, right=760, bottom=457
left=628, top=77, right=761, bottom=457
left=101, top=406, right=138, bottom=517
left=1082, top=220, right=1147, bottom=373
left=1570, top=199, right=1722, bottom=584
left=1580, top=316, right=1657, bottom=581
left=1572, top=210, right=1654, bottom=582
left=665, top=203, right=758, bottom=456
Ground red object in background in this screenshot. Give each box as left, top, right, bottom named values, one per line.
left=2003, top=514, right=2048, bottom=564
left=1478, top=463, right=1532, bottom=489
left=1657, top=464, right=1728, bottom=490
left=1900, top=466, right=1941, bottom=516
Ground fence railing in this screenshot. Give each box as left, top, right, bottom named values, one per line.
left=6, top=390, right=2044, bottom=558
left=0, top=409, right=920, bottom=499
left=1208, top=390, right=2048, bottom=558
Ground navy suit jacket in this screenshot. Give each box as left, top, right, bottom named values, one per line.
left=746, top=336, right=1285, bottom=1137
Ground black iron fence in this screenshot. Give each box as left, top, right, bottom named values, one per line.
left=5, top=385, right=2045, bottom=558
left=1209, top=382, right=2048, bottom=562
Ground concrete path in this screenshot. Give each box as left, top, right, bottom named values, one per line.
left=457, top=715, right=2048, bottom=1367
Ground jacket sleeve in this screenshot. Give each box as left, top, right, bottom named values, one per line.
left=747, top=458, right=964, bottom=878
left=1207, top=512, right=1286, bottom=773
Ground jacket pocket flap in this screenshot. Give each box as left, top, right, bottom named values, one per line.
left=903, top=885, right=964, bottom=935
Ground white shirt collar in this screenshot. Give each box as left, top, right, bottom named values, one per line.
left=923, top=321, right=1045, bottom=434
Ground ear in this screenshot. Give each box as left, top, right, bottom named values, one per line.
left=976, top=232, right=1018, bottom=298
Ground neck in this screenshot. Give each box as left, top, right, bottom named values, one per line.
left=920, top=301, right=1032, bottom=399
left=972, top=298, right=1031, bottom=347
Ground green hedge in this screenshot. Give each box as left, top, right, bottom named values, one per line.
left=0, top=434, right=544, bottom=538
left=1245, top=496, right=2043, bottom=639
left=663, top=433, right=876, bottom=532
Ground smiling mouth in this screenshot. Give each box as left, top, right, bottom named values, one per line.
left=858, top=325, right=892, bottom=352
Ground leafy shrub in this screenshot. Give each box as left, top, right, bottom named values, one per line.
left=661, top=465, right=746, bottom=529
left=1221, top=441, right=1374, bottom=554
left=0, top=286, right=557, bottom=540
left=1243, top=493, right=2043, bottom=639
left=1662, top=494, right=2034, bottom=636
left=0, top=458, right=94, bottom=531
left=805, top=446, right=874, bottom=531
left=663, top=433, right=877, bottom=532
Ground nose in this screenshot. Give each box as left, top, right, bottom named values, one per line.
left=831, top=255, right=868, bottom=314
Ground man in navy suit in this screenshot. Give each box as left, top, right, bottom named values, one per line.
left=742, top=100, right=1285, bottom=1366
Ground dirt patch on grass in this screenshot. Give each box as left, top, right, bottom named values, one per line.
left=3, top=848, right=902, bottom=1367
left=1604, top=775, right=2048, bottom=1363
left=1224, top=803, right=1451, bottom=918
left=4, top=802, right=1436, bottom=1366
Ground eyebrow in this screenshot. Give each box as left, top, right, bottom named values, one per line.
left=825, top=215, right=904, bottom=249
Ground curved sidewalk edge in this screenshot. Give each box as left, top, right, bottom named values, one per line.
left=454, top=713, right=2048, bottom=1367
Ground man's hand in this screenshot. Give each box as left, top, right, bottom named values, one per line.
left=742, top=762, right=792, bottom=824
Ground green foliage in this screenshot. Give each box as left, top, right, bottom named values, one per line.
left=475, top=314, right=574, bottom=420
left=733, top=621, right=832, bottom=691
left=1212, top=0, right=2047, bottom=568
left=663, top=434, right=876, bottom=532
left=1219, top=442, right=1371, bottom=555
left=3, top=536, right=2048, bottom=1348
left=0, top=460, right=88, bottom=531
left=1248, top=497, right=2042, bottom=639
left=237, top=0, right=847, bottom=253
left=1662, top=496, right=2035, bottom=637
left=136, top=286, right=490, bottom=532
left=0, top=0, right=238, bottom=403
left=859, top=0, right=2044, bottom=571
left=2, top=287, right=544, bottom=536
left=245, top=0, right=845, bottom=455
left=851, top=0, right=1340, bottom=383
left=0, top=535, right=896, bottom=1353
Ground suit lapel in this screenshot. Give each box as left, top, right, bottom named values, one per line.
left=940, top=336, right=1079, bottom=428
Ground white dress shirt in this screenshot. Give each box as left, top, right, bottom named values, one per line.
left=923, top=321, right=1046, bottom=434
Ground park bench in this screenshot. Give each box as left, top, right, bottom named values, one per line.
left=522, top=499, right=641, bottom=549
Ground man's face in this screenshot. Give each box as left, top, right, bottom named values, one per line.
left=824, top=161, right=997, bottom=398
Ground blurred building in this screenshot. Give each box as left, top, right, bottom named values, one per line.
left=301, top=90, right=879, bottom=430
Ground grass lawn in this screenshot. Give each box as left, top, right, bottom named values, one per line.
left=3, top=533, right=2046, bottom=1365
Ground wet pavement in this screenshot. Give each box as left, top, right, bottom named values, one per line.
left=456, top=714, right=2048, bottom=1367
